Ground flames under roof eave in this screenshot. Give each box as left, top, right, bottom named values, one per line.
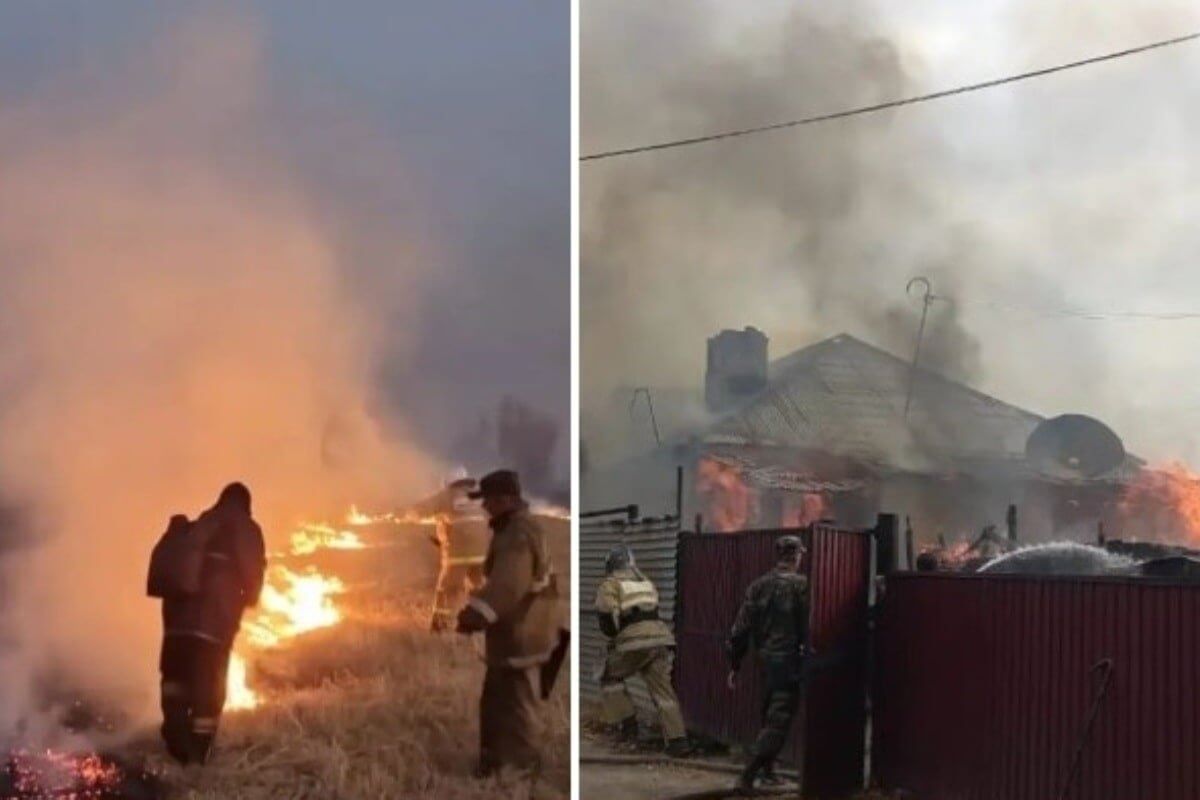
left=693, top=434, right=1141, bottom=488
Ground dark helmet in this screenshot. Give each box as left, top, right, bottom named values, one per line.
left=775, top=535, right=804, bottom=561
left=605, top=543, right=635, bottom=574
left=218, top=482, right=252, bottom=514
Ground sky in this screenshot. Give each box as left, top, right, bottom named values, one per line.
left=582, top=0, right=1200, bottom=468
left=0, top=1, right=570, bottom=478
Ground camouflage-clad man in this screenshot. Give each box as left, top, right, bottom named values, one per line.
left=456, top=470, right=565, bottom=778
left=594, top=544, right=691, bottom=756
left=726, top=535, right=810, bottom=790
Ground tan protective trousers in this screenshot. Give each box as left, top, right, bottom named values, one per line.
left=480, top=665, right=544, bottom=775
left=599, top=645, right=686, bottom=740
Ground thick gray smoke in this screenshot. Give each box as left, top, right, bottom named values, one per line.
left=0, top=12, right=441, bottom=740
left=583, top=3, right=984, bottom=422
left=582, top=1, right=1200, bottom=468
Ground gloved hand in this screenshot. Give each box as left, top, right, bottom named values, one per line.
left=456, top=604, right=489, bottom=634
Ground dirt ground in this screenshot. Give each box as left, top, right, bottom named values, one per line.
left=581, top=727, right=903, bottom=800
left=580, top=737, right=762, bottom=800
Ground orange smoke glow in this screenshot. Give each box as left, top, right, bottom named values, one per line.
left=696, top=457, right=757, bottom=533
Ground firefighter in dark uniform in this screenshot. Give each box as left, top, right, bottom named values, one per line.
left=159, top=483, right=266, bottom=765
left=408, top=469, right=491, bottom=632
left=726, top=535, right=810, bottom=790
left=456, top=470, right=564, bottom=779
left=594, top=544, right=691, bottom=756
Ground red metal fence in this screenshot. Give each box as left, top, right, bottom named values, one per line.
left=674, top=524, right=873, bottom=796
left=874, top=573, right=1200, bottom=800
left=806, top=524, right=873, bottom=797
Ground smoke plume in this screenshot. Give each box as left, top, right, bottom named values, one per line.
left=582, top=0, right=1200, bottom=468
left=0, top=12, right=438, bottom=738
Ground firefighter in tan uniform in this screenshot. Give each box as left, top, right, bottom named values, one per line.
left=456, top=470, right=567, bottom=778
left=594, top=544, right=692, bottom=757
left=407, top=468, right=490, bottom=631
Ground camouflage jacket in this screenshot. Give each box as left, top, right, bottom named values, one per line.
left=727, top=566, right=809, bottom=670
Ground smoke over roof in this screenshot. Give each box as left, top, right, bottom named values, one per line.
left=582, top=0, right=1200, bottom=469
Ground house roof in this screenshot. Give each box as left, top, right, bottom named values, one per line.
left=702, top=334, right=1137, bottom=482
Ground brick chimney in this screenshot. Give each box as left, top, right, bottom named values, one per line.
left=705, top=327, right=768, bottom=414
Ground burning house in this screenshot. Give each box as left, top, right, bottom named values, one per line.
left=583, top=330, right=1200, bottom=549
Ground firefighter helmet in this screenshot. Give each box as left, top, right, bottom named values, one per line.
left=605, top=543, right=636, bottom=574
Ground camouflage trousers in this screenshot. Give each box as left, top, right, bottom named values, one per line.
left=599, top=646, right=686, bottom=741
left=480, top=665, right=544, bottom=776
left=752, top=656, right=804, bottom=763
left=430, top=560, right=485, bottom=631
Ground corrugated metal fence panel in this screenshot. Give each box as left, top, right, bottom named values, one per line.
left=579, top=518, right=681, bottom=712
left=675, top=531, right=781, bottom=755
left=675, top=525, right=873, bottom=784
left=874, top=573, right=1200, bottom=800
left=805, top=525, right=872, bottom=798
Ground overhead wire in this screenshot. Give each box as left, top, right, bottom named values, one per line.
left=933, top=295, right=1200, bottom=322
left=582, top=30, right=1200, bottom=162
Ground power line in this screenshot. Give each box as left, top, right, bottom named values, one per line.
left=943, top=296, right=1200, bottom=321
left=582, top=30, right=1200, bottom=162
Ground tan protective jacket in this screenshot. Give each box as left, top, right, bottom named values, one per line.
left=467, top=508, right=560, bottom=668
left=594, top=568, right=676, bottom=652
left=410, top=487, right=490, bottom=567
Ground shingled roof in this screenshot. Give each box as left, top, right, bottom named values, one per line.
left=703, top=334, right=1049, bottom=475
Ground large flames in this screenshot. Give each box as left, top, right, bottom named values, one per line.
left=224, top=518, right=354, bottom=712
left=696, top=456, right=757, bottom=532
left=287, top=523, right=366, bottom=556
left=1118, top=461, right=1200, bottom=545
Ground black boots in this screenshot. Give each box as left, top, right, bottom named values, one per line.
left=664, top=737, right=694, bottom=758
left=759, top=763, right=785, bottom=786
left=737, top=753, right=771, bottom=791
left=617, top=715, right=639, bottom=743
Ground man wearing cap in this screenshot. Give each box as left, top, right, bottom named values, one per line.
left=594, top=543, right=691, bottom=756
left=456, top=469, right=563, bottom=778
left=726, top=535, right=811, bottom=790
left=406, top=468, right=490, bottom=632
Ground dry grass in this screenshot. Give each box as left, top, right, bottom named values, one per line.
left=125, top=518, right=571, bottom=800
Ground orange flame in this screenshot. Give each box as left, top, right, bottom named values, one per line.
left=225, top=521, right=351, bottom=711
left=289, top=522, right=366, bottom=555
left=781, top=492, right=828, bottom=528
left=346, top=504, right=397, bottom=526
left=225, top=653, right=258, bottom=710
left=243, top=565, right=346, bottom=648
left=1119, top=461, right=1200, bottom=545
left=696, top=456, right=757, bottom=533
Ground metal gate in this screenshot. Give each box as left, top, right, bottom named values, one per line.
left=674, top=522, right=876, bottom=797
left=873, top=573, right=1200, bottom=800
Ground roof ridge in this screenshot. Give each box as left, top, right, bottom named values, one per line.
left=768, top=332, right=1043, bottom=422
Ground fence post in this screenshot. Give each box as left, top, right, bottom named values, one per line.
left=875, top=513, right=899, bottom=575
